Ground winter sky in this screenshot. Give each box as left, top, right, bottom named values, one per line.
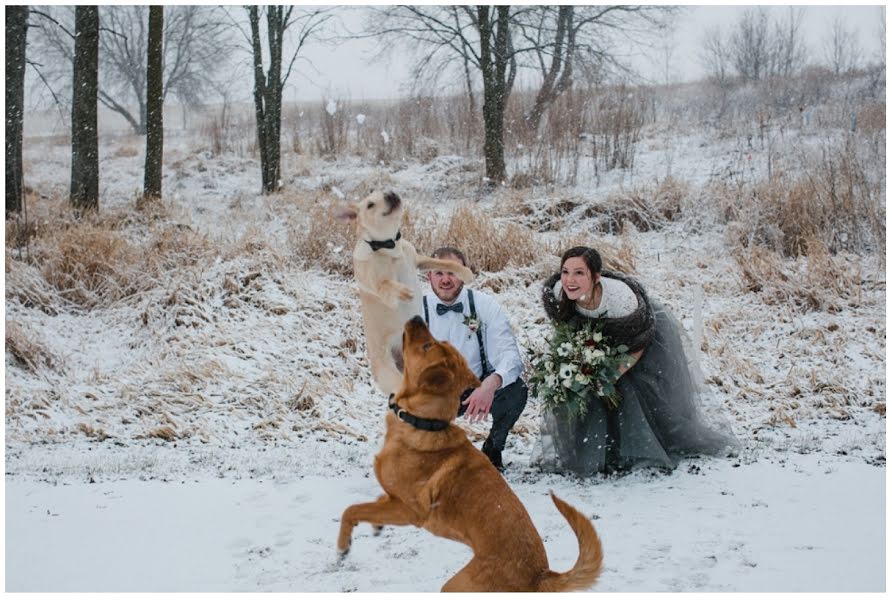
left=288, top=4, right=887, bottom=101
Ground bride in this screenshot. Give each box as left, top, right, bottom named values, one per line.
left=531, top=246, right=739, bottom=476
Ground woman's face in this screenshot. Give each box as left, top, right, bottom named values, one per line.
left=560, top=256, right=598, bottom=302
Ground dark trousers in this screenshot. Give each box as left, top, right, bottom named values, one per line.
left=457, top=378, right=528, bottom=451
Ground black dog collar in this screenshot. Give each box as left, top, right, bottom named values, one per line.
left=388, top=401, right=449, bottom=432
left=366, top=231, right=402, bottom=252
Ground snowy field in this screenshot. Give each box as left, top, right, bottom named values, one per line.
left=5, top=89, right=886, bottom=594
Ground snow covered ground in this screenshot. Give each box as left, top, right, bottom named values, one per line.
left=5, top=451, right=884, bottom=593
left=5, top=95, right=886, bottom=594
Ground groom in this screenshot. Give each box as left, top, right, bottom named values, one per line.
left=421, top=246, right=528, bottom=471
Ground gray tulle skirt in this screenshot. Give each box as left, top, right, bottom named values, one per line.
left=531, top=303, right=739, bottom=477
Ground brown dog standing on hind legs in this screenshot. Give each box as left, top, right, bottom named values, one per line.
left=338, top=191, right=474, bottom=396
left=337, top=316, right=604, bottom=592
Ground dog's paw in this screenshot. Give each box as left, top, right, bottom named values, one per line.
left=396, top=284, right=415, bottom=302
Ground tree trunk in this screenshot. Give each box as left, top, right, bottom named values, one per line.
left=526, top=6, right=574, bottom=134
left=248, top=6, right=285, bottom=194
left=144, top=6, right=164, bottom=200
left=71, top=6, right=100, bottom=213
left=6, top=6, right=29, bottom=218
left=478, top=5, right=510, bottom=185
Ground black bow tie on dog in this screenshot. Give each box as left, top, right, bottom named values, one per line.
left=436, top=302, right=464, bottom=316
left=366, top=231, right=401, bottom=252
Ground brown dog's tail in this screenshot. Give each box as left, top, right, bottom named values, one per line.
left=536, top=491, right=604, bottom=592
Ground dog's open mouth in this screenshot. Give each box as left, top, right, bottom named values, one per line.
left=382, top=191, right=401, bottom=216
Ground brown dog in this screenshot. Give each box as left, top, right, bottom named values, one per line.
left=337, top=191, right=474, bottom=395
left=337, top=316, right=604, bottom=592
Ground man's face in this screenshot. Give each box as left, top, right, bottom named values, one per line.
left=427, top=254, right=465, bottom=303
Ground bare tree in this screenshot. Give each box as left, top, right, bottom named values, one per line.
left=29, top=6, right=233, bottom=134
left=70, top=6, right=99, bottom=212
left=363, top=5, right=518, bottom=183
left=27, top=7, right=75, bottom=119
left=477, top=6, right=514, bottom=184
left=728, top=7, right=805, bottom=82
left=246, top=6, right=331, bottom=193
left=6, top=6, right=29, bottom=217
left=699, top=25, right=732, bottom=87
left=144, top=6, right=163, bottom=200
left=515, top=6, right=678, bottom=131
left=730, top=7, right=771, bottom=82
left=519, top=6, right=574, bottom=132
left=823, top=16, right=862, bottom=75
left=771, top=7, right=806, bottom=78
left=366, top=5, right=676, bottom=177
left=102, top=6, right=235, bottom=134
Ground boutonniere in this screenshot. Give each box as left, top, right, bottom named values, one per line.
left=463, top=315, right=480, bottom=333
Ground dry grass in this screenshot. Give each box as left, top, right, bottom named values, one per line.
left=5, top=255, right=63, bottom=315
left=5, top=320, right=61, bottom=373
left=721, top=137, right=885, bottom=258
left=425, top=205, right=539, bottom=273
left=147, top=225, right=217, bottom=271
left=286, top=192, right=355, bottom=276
left=584, top=177, right=689, bottom=234
left=731, top=237, right=867, bottom=312
left=856, top=103, right=885, bottom=133
left=111, top=144, right=140, bottom=159
left=35, top=223, right=149, bottom=309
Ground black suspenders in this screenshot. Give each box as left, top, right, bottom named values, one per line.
left=423, top=290, right=493, bottom=378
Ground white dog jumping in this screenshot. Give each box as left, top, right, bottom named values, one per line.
left=338, top=191, right=474, bottom=395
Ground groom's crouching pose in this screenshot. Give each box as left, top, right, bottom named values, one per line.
left=336, top=316, right=603, bottom=593
left=422, top=246, right=528, bottom=471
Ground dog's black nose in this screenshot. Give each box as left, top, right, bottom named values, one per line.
left=410, top=315, right=425, bottom=325
left=383, top=191, right=401, bottom=210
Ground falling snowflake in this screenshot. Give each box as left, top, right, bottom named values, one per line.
left=326, top=100, right=337, bottom=116
left=356, top=114, right=366, bottom=125
left=381, top=130, right=390, bottom=144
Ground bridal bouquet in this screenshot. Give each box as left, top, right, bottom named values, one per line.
left=528, top=319, right=631, bottom=417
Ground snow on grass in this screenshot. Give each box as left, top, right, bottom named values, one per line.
left=5, top=101, right=885, bottom=592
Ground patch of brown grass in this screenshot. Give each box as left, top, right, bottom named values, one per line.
left=286, top=193, right=355, bottom=276
left=731, top=236, right=866, bottom=312
left=147, top=225, right=217, bottom=271
left=5, top=321, right=61, bottom=373
left=38, top=223, right=148, bottom=308
left=436, top=205, right=539, bottom=272
left=721, top=138, right=885, bottom=258
left=584, top=177, right=689, bottom=234
left=111, top=144, right=139, bottom=159
left=856, top=103, right=885, bottom=133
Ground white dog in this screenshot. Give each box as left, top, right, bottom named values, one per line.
left=338, top=191, right=474, bottom=395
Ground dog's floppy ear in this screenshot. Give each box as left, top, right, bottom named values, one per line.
left=334, top=206, right=357, bottom=222
left=419, top=364, right=453, bottom=391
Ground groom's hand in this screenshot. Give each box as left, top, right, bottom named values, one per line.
left=461, top=374, right=501, bottom=423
